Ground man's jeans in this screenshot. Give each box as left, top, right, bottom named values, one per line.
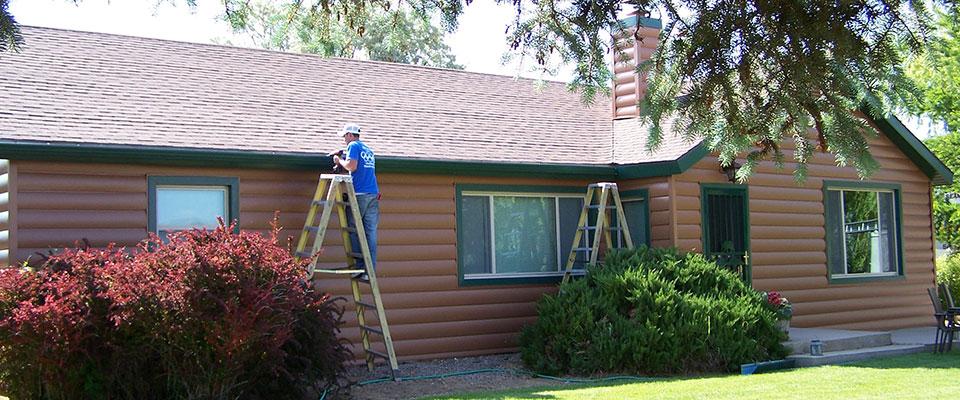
left=347, top=193, right=379, bottom=270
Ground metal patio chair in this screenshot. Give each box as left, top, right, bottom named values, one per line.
left=928, top=287, right=960, bottom=353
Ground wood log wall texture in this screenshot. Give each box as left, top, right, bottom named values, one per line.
left=12, top=161, right=597, bottom=360
left=10, top=131, right=937, bottom=360
left=670, top=131, right=936, bottom=331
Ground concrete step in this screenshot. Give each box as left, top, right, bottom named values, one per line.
left=787, top=344, right=927, bottom=367
left=785, top=329, right=892, bottom=355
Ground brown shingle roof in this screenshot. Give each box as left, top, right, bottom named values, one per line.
left=0, top=26, right=698, bottom=166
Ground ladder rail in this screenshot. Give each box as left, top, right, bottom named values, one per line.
left=294, top=178, right=330, bottom=260
left=610, top=186, right=635, bottom=250
left=343, top=183, right=400, bottom=372
left=562, top=187, right=594, bottom=284
left=588, top=187, right=610, bottom=266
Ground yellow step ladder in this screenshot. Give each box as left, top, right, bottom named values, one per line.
left=294, top=174, right=399, bottom=379
left=561, top=182, right=635, bottom=284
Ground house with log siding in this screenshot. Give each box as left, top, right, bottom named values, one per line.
left=0, top=18, right=952, bottom=360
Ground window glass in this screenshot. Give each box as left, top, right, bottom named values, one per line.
left=157, top=186, right=227, bottom=239
left=461, top=196, right=491, bottom=274
left=493, top=196, right=557, bottom=273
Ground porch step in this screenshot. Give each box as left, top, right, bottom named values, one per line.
left=786, top=344, right=926, bottom=367
left=785, top=330, right=892, bottom=355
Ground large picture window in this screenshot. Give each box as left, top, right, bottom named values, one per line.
left=457, top=185, right=649, bottom=285
left=148, top=177, right=240, bottom=240
left=823, top=181, right=903, bottom=281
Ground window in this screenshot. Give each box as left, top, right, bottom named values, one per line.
left=148, top=177, right=240, bottom=239
left=823, top=181, right=903, bottom=281
left=456, top=184, right=649, bottom=285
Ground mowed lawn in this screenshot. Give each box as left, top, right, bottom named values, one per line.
left=426, top=351, right=960, bottom=399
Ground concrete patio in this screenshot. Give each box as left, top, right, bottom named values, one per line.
left=783, top=326, right=955, bottom=367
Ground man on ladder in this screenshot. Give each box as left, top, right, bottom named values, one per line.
left=332, top=123, right=379, bottom=279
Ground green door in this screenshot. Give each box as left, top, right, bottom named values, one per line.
left=700, top=184, right=751, bottom=283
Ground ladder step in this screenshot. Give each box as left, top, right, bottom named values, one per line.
left=304, top=226, right=322, bottom=234
left=579, top=226, right=623, bottom=231
left=356, top=300, right=378, bottom=310
left=572, top=247, right=593, bottom=252
left=359, top=324, right=384, bottom=336
left=342, top=227, right=357, bottom=233
left=295, top=251, right=315, bottom=259
left=347, top=252, right=365, bottom=259
left=312, top=200, right=348, bottom=207
left=365, top=348, right=390, bottom=360
left=313, top=268, right=365, bottom=275
left=586, top=205, right=616, bottom=209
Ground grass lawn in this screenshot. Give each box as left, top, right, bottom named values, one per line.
left=425, top=351, right=960, bottom=399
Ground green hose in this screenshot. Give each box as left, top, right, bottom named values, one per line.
left=319, top=367, right=660, bottom=399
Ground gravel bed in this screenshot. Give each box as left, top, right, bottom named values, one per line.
left=337, top=353, right=560, bottom=400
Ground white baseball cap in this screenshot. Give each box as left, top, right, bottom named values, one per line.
left=339, top=123, right=361, bottom=136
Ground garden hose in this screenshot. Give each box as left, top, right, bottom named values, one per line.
left=317, top=368, right=661, bottom=399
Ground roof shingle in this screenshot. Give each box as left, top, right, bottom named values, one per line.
left=0, top=27, right=697, bottom=166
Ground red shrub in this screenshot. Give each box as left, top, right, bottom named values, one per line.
left=0, top=223, right=349, bottom=399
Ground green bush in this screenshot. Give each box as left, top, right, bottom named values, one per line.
left=519, top=246, right=787, bottom=376
left=937, top=252, right=960, bottom=303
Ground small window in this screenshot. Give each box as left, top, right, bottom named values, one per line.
left=824, top=181, right=902, bottom=281
left=148, top=177, right=239, bottom=239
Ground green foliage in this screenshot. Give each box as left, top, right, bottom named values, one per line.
left=519, top=246, right=787, bottom=376
left=924, top=132, right=960, bottom=249
left=224, top=1, right=462, bottom=69
left=0, top=0, right=21, bottom=53
left=936, top=253, right=960, bottom=302
left=644, top=1, right=934, bottom=183
left=908, top=10, right=960, bottom=133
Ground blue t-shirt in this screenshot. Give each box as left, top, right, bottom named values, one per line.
left=345, top=140, right=379, bottom=194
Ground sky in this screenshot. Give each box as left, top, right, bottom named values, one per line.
left=8, top=0, right=946, bottom=139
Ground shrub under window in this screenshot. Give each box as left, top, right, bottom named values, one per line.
left=519, top=246, right=787, bottom=375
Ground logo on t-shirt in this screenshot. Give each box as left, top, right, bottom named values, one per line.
left=361, top=149, right=375, bottom=168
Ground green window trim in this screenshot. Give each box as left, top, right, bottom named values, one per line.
left=455, top=184, right=652, bottom=286
left=456, top=184, right=584, bottom=287
left=147, top=176, right=240, bottom=235
left=823, top=180, right=905, bottom=284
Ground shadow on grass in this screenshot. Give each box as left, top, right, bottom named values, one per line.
left=422, top=350, right=960, bottom=399
left=421, top=380, right=653, bottom=400
left=838, top=349, right=960, bottom=370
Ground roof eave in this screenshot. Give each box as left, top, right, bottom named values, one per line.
left=862, top=109, right=954, bottom=186
left=0, top=140, right=619, bottom=180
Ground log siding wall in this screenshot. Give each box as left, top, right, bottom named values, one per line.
left=671, top=132, right=936, bottom=331
left=12, top=161, right=596, bottom=360
left=10, top=132, right=937, bottom=359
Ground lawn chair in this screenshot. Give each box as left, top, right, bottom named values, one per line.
left=927, top=287, right=960, bottom=353
left=939, top=283, right=957, bottom=308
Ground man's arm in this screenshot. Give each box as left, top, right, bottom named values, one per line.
left=332, top=155, right=358, bottom=172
